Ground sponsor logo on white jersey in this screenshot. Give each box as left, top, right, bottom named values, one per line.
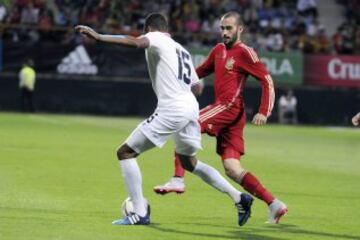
left=57, top=45, right=98, bottom=75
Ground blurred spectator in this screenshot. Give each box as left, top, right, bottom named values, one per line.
left=341, top=25, right=355, bottom=54
left=344, top=0, right=360, bottom=23
left=19, top=59, right=36, bottom=113
left=21, top=2, right=40, bottom=24
left=54, top=6, right=68, bottom=26
left=183, top=0, right=199, bottom=17
left=82, top=6, right=101, bottom=28
left=354, top=29, right=360, bottom=54
left=278, top=89, right=298, bottom=124
left=201, top=14, right=221, bottom=46
left=333, top=0, right=359, bottom=54
left=332, top=26, right=344, bottom=54
left=0, top=0, right=357, bottom=54
left=39, top=10, right=52, bottom=31
left=0, top=4, right=7, bottom=22
left=184, top=12, right=201, bottom=33
left=306, top=19, right=322, bottom=37
left=314, top=27, right=330, bottom=53
left=7, top=5, right=21, bottom=23
left=297, top=0, right=318, bottom=19
left=265, top=28, right=284, bottom=52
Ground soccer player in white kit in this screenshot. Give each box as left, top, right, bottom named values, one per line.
left=75, top=13, right=253, bottom=226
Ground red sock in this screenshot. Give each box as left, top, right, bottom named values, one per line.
left=174, top=153, right=185, bottom=177
left=241, top=172, right=275, bottom=205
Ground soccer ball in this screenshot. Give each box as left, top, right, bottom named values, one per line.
left=121, top=197, right=150, bottom=217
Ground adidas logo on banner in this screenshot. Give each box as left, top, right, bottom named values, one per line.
left=57, top=45, right=98, bottom=75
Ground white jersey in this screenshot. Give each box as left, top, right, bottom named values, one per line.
left=144, top=31, right=199, bottom=115
left=126, top=31, right=202, bottom=154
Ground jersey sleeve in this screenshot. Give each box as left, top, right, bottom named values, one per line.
left=239, top=47, right=275, bottom=117
left=196, top=46, right=216, bottom=78
left=143, top=32, right=161, bottom=49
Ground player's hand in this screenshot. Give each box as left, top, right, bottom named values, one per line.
left=252, top=113, right=267, bottom=125
left=75, top=25, right=100, bottom=40
left=352, top=112, right=360, bottom=126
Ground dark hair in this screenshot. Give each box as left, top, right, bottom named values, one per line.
left=144, top=13, right=168, bottom=31
left=221, top=11, right=243, bottom=26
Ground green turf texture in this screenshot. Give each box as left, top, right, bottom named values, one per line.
left=1, top=112, right=359, bottom=240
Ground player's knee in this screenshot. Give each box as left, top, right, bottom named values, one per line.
left=224, top=165, right=245, bottom=182
left=177, top=154, right=197, bottom=172
left=224, top=166, right=237, bottom=180
left=116, top=144, right=138, bottom=160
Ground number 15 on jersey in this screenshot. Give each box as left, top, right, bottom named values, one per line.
left=176, top=49, right=191, bottom=85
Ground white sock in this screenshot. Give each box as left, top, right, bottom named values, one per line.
left=193, top=160, right=241, bottom=203
left=119, top=158, right=147, bottom=217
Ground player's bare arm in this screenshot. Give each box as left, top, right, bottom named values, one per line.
left=352, top=112, right=360, bottom=126
left=74, top=25, right=149, bottom=49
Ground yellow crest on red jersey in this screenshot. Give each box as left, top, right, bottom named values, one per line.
left=225, top=57, right=235, bottom=70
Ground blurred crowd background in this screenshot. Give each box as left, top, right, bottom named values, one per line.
left=1, top=0, right=360, bottom=54
left=0, top=0, right=359, bottom=125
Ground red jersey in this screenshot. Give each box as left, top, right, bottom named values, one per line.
left=196, top=42, right=275, bottom=117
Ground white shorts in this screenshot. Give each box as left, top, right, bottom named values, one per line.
left=125, top=110, right=202, bottom=156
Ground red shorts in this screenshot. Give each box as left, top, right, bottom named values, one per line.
left=198, top=102, right=246, bottom=160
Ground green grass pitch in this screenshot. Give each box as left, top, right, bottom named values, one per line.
left=1, top=112, right=359, bottom=240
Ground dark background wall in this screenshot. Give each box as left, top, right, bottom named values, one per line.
left=1, top=75, right=358, bottom=125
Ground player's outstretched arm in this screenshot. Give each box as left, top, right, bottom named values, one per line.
left=74, top=25, right=149, bottom=49
left=352, top=112, right=360, bottom=126
left=252, top=113, right=267, bottom=125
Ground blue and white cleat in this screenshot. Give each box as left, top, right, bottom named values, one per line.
left=112, top=212, right=150, bottom=225
left=235, top=193, right=253, bottom=226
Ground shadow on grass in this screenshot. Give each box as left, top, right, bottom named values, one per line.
left=276, top=191, right=360, bottom=200
left=3, top=206, right=359, bottom=240
left=195, top=222, right=360, bottom=240
left=261, top=224, right=360, bottom=240
left=148, top=223, right=287, bottom=240
left=149, top=222, right=360, bottom=240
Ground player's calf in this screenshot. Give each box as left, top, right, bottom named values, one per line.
left=177, top=154, right=197, bottom=172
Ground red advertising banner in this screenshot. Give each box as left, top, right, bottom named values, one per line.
left=304, top=55, right=360, bottom=87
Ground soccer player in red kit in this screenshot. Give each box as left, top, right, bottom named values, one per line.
left=154, top=11, right=288, bottom=224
